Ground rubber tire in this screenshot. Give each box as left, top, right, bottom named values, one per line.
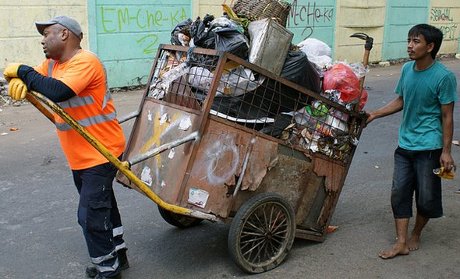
left=157, top=205, right=203, bottom=228
left=228, top=193, right=296, bottom=274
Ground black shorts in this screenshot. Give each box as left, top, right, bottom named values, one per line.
left=391, top=147, right=443, bottom=218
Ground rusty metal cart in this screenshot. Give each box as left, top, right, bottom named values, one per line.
left=28, top=44, right=367, bottom=274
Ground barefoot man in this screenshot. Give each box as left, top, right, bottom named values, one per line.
left=366, top=24, right=457, bottom=259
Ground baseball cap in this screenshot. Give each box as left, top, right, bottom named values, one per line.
left=35, top=16, right=83, bottom=40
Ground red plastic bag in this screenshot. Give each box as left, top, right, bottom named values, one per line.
left=323, top=63, right=360, bottom=103
left=359, top=89, right=368, bottom=110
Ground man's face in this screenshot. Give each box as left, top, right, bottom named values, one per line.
left=407, top=34, right=433, bottom=60
left=41, top=24, right=65, bottom=60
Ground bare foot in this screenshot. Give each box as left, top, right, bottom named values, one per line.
left=378, top=243, right=409, bottom=259
left=407, top=235, right=420, bottom=251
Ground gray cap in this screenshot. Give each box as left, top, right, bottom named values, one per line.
left=35, top=16, right=83, bottom=40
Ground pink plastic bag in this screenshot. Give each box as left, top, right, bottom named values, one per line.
left=323, top=63, right=361, bottom=103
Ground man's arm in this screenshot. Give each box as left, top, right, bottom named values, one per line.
left=17, top=65, right=76, bottom=102
left=440, top=102, right=455, bottom=171
left=366, top=96, right=404, bottom=124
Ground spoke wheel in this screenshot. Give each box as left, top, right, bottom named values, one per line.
left=228, top=193, right=295, bottom=273
left=157, top=205, right=203, bottom=229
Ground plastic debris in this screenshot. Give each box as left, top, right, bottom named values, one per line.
left=326, top=225, right=338, bottom=234
left=433, top=167, right=456, bottom=180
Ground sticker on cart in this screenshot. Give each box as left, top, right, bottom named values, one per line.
left=148, top=110, right=153, bottom=121
left=160, top=180, right=166, bottom=188
left=179, top=116, right=192, bottom=131
left=168, top=148, right=175, bottom=159
left=160, top=113, right=169, bottom=125
left=188, top=188, right=209, bottom=208
left=140, top=166, right=153, bottom=186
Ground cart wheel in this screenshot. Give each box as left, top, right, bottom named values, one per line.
left=157, top=206, right=203, bottom=228
left=228, top=193, right=296, bottom=273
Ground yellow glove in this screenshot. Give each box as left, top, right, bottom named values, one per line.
left=8, top=78, right=29, bottom=100
left=3, top=63, right=22, bottom=81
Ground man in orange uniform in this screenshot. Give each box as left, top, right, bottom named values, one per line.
left=4, top=16, right=128, bottom=279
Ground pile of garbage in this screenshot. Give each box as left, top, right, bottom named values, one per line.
left=151, top=0, right=368, bottom=161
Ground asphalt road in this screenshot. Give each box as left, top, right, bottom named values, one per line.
left=1, top=60, right=459, bottom=279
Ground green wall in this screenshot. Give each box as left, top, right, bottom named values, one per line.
left=88, top=0, right=191, bottom=88
left=383, top=0, right=429, bottom=60
left=84, top=0, right=458, bottom=88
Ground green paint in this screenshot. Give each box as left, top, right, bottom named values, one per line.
left=100, top=7, right=117, bottom=33
left=383, top=0, right=429, bottom=60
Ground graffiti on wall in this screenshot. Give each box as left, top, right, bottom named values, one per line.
left=287, top=0, right=334, bottom=40
left=99, top=6, right=188, bottom=54
left=431, top=7, right=458, bottom=40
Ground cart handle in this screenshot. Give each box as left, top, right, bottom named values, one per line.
left=26, top=91, right=218, bottom=222
left=118, top=110, right=140, bottom=124
left=129, top=131, right=200, bottom=166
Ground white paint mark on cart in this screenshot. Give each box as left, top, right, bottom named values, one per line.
left=141, top=166, right=153, bottom=186
left=160, top=113, right=168, bottom=125
left=148, top=110, right=153, bottom=121
left=179, top=116, right=192, bottom=130
left=205, top=135, right=240, bottom=185
left=168, top=148, right=175, bottom=159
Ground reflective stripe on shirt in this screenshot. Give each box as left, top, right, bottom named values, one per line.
left=55, top=111, right=117, bottom=131
left=102, top=66, right=111, bottom=109
left=102, top=89, right=111, bottom=109
left=58, top=95, right=95, bottom=108
left=48, top=60, right=55, bottom=77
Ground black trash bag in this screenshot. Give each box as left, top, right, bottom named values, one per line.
left=211, top=93, right=269, bottom=130
left=211, top=75, right=307, bottom=119
left=171, top=18, right=192, bottom=45
left=254, top=78, right=307, bottom=114
left=211, top=93, right=268, bottom=120
left=281, top=50, right=321, bottom=93
left=211, top=95, right=245, bottom=117
left=191, top=15, right=216, bottom=49
left=190, top=17, right=201, bottom=38
left=259, top=114, right=292, bottom=137
left=187, top=50, right=219, bottom=69
left=214, top=27, right=249, bottom=60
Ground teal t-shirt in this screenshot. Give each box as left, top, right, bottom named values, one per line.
left=395, top=61, right=457, bottom=150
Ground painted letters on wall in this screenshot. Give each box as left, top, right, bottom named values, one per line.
left=287, top=0, right=336, bottom=46
left=89, top=1, right=191, bottom=87
left=431, top=7, right=458, bottom=40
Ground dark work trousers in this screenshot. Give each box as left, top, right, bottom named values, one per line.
left=72, top=159, right=126, bottom=277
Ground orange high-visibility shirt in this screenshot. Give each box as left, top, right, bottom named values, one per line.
left=35, top=50, right=125, bottom=170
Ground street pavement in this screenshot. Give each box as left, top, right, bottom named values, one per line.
left=0, top=59, right=459, bottom=279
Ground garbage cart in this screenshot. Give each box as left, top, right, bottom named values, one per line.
left=28, top=44, right=367, bottom=274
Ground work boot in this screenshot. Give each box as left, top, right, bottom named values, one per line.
left=86, top=249, right=129, bottom=278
